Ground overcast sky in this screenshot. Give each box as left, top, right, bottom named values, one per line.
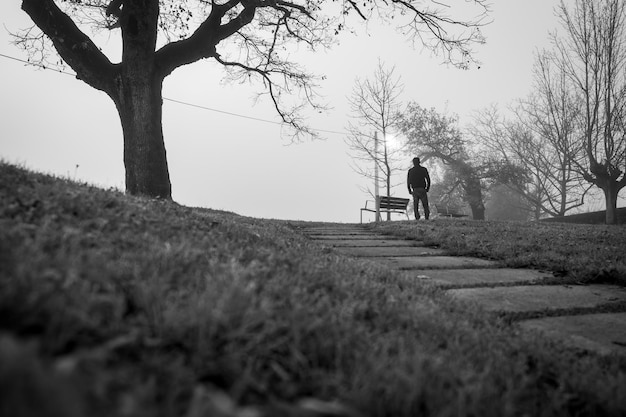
left=1, top=0, right=585, bottom=223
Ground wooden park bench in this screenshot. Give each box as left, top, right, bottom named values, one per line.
left=434, top=203, right=468, bottom=218
left=360, top=196, right=410, bottom=223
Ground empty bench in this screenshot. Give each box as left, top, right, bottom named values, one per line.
left=360, top=196, right=410, bottom=223
left=435, top=203, right=468, bottom=218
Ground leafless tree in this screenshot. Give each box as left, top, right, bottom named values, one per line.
left=14, top=0, right=490, bottom=200
left=470, top=108, right=540, bottom=219
left=521, top=51, right=590, bottom=216
left=551, top=0, right=626, bottom=224
left=345, top=61, right=405, bottom=220
left=471, top=61, right=589, bottom=220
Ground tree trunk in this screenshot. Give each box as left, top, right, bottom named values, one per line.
left=602, top=182, right=619, bottom=225
left=468, top=199, right=485, bottom=220
left=113, top=0, right=171, bottom=199
left=465, top=182, right=485, bottom=220
left=111, top=73, right=171, bottom=199
left=558, top=173, right=568, bottom=216
left=21, top=0, right=172, bottom=199
left=386, top=168, right=391, bottom=221
left=589, top=160, right=625, bottom=225
left=460, top=163, right=485, bottom=220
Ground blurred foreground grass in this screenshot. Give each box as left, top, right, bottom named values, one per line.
left=1, top=162, right=625, bottom=417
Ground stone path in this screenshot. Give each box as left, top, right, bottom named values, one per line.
left=300, top=224, right=626, bottom=356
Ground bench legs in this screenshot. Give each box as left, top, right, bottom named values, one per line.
left=360, top=209, right=410, bottom=223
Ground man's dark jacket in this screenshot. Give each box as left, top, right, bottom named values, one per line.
left=407, top=165, right=430, bottom=191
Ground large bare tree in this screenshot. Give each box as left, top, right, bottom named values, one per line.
left=15, top=0, right=489, bottom=199
left=552, top=0, right=626, bottom=224
left=345, top=61, right=405, bottom=220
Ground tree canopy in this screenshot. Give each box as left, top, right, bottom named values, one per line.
left=17, top=0, right=490, bottom=198
left=398, top=103, right=488, bottom=219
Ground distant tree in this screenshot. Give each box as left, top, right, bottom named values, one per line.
left=518, top=51, right=590, bottom=216
left=427, top=163, right=470, bottom=214
left=16, top=0, right=489, bottom=199
left=485, top=184, right=532, bottom=221
left=345, top=61, right=404, bottom=220
left=471, top=84, right=587, bottom=220
left=398, top=103, right=487, bottom=220
left=551, top=0, right=626, bottom=224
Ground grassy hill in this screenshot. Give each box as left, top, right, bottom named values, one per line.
left=1, top=162, right=625, bottom=417
left=371, top=217, right=626, bottom=287
left=542, top=207, right=626, bottom=225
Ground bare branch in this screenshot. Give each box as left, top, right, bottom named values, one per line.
left=20, top=0, right=116, bottom=93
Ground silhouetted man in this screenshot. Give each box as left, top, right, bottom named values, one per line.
left=407, top=157, right=431, bottom=220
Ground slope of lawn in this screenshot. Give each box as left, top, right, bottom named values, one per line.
left=370, top=218, right=626, bottom=286
left=1, top=162, right=625, bottom=417
left=542, top=207, right=626, bottom=225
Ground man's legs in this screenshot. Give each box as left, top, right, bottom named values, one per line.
left=413, top=188, right=429, bottom=220
left=421, top=191, right=430, bottom=219
left=412, top=189, right=420, bottom=219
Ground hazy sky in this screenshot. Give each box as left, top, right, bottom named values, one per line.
left=1, top=1, right=571, bottom=223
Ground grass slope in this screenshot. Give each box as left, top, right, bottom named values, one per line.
left=542, top=207, right=626, bottom=225
left=370, top=218, right=626, bottom=286
left=1, top=162, right=625, bottom=417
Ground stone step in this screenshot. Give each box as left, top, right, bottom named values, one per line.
left=380, top=255, right=497, bottom=270
left=450, top=284, right=626, bottom=355
left=334, top=246, right=447, bottom=257
left=519, top=313, right=626, bottom=355
left=409, top=268, right=553, bottom=286
left=303, top=229, right=372, bottom=235
left=318, top=239, right=424, bottom=247
left=308, top=234, right=401, bottom=240
left=447, top=284, right=626, bottom=312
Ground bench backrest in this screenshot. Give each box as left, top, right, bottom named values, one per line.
left=379, top=196, right=410, bottom=210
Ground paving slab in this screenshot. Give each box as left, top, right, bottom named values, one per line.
left=448, top=284, right=626, bottom=312
left=308, top=234, right=401, bottom=240
left=519, top=313, right=626, bottom=355
left=303, top=229, right=373, bottom=235
left=319, top=239, right=424, bottom=247
left=410, top=268, right=553, bottom=286
left=380, top=256, right=497, bottom=270
left=335, top=246, right=447, bottom=257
